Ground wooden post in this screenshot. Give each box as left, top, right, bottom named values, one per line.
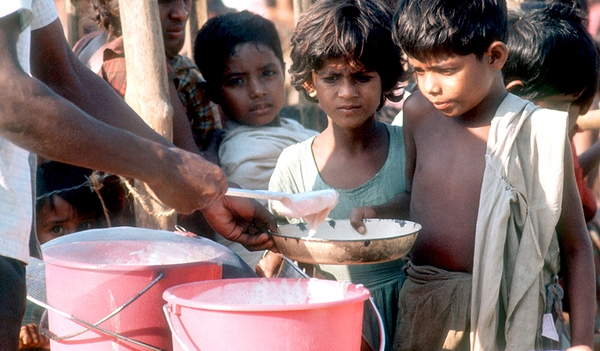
left=292, top=0, right=326, bottom=132
left=293, top=0, right=313, bottom=23
left=182, top=0, right=208, bottom=58
left=119, top=0, right=177, bottom=230
left=65, top=0, right=81, bottom=47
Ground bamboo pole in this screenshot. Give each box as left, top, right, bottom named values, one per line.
left=183, top=0, right=208, bottom=58
left=119, top=0, right=177, bottom=230
left=65, top=0, right=81, bottom=47
left=293, top=0, right=313, bottom=22
left=292, top=0, right=326, bottom=131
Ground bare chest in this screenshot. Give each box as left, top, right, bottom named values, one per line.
left=408, top=122, right=490, bottom=271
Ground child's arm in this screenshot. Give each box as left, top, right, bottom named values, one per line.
left=556, top=136, right=595, bottom=348
left=350, top=92, right=421, bottom=232
left=349, top=192, right=411, bottom=233
left=575, top=138, right=600, bottom=178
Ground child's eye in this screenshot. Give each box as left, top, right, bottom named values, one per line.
left=79, top=221, right=95, bottom=231
left=51, top=225, right=65, bottom=235
left=321, top=75, right=339, bottom=83
left=263, top=69, right=278, bottom=78
left=355, top=74, right=374, bottom=83
left=225, top=77, right=244, bottom=87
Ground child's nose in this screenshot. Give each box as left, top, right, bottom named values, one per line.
left=420, top=73, right=441, bottom=96
left=249, top=79, right=267, bottom=98
left=338, top=80, right=358, bottom=98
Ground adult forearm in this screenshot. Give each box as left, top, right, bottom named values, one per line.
left=1, top=75, right=167, bottom=182
left=30, top=19, right=172, bottom=147
left=1, top=74, right=227, bottom=213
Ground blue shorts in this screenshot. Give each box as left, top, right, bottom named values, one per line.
left=0, top=256, right=26, bottom=351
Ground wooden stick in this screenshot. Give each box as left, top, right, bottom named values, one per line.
left=119, top=0, right=177, bottom=230
left=577, top=110, right=600, bottom=131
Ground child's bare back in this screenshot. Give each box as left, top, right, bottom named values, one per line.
left=404, top=90, right=495, bottom=272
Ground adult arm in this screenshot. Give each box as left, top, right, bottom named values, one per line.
left=30, top=18, right=173, bottom=147
left=0, top=13, right=222, bottom=212
left=0, top=13, right=274, bottom=249
left=556, top=135, right=595, bottom=348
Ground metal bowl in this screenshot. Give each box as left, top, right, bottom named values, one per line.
left=272, top=219, right=421, bottom=265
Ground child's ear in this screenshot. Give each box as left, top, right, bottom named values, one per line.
left=486, top=41, right=508, bottom=70
left=506, top=80, right=524, bottom=92
left=302, top=80, right=318, bottom=98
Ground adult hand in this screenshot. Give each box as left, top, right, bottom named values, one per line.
left=202, top=195, right=278, bottom=251
left=19, top=324, right=49, bottom=350
left=349, top=206, right=378, bottom=234
left=147, top=148, right=228, bottom=214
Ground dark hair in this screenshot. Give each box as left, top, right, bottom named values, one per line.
left=36, top=162, right=127, bottom=223
left=503, top=4, right=599, bottom=105
left=289, top=0, right=404, bottom=105
left=88, top=0, right=121, bottom=37
left=36, top=162, right=104, bottom=218
left=194, top=10, right=284, bottom=88
left=393, top=0, right=508, bottom=61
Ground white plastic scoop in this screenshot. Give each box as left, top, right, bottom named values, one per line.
left=225, top=188, right=339, bottom=236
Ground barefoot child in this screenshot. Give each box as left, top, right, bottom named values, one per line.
left=351, top=0, right=595, bottom=349
left=259, top=0, right=405, bottom=349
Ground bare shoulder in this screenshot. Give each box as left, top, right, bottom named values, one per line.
left=402, top=90, right=438, bottom=127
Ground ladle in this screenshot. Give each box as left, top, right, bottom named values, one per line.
left=225, top=188, right=339, bottom=235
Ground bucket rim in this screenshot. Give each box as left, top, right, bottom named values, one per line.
left=43, top=256, right=222, bottom=272
left=163, top=278, right=370, bottom=312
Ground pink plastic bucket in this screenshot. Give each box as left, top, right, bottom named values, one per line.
left=163, top=278, right=371, bottom=351
left=42, top=228, right=224, bottom=351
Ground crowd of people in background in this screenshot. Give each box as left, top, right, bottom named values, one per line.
left=5, top=0, right=600, bottom=350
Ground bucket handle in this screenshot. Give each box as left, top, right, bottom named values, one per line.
left=28, top=272, right=166, bottom=351
left=368, top=297, right=386, bottom=351
left=163, top=304, right=196, bottom=351
left=277, top=256, right=386, bottom=351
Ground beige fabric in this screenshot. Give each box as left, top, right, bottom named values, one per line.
left=393, top=261, right=472, bottom=351
left=219, top=118, right=317, bottom=196
left=470, top=94, right=568, bottom=350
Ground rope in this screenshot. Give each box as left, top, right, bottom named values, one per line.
left=88, top=171, right=112, bottom=227
left=117, top=176, right=175, bottom=218
left=36, top=172, right=174, bottom=225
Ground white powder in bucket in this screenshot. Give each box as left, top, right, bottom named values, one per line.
left=191, top=279, right=352, bottom=305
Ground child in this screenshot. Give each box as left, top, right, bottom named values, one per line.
left=502, top=4, right=600, bottom=348
left=35, top=161, right=132, bottom=244
left=20, top=161, right=131, bottom=350
left=260, top=0, right=405, bottom=349
left=194, top=10, right=318, bottom=194
left=350, top=0, right=595, bottom=350
left=503, top=3, right=600, bottom=224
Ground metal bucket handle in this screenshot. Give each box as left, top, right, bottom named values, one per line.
left=27, top=272, right=166, bottom=351
left=163, top=303, right=195, bottom=351
left=278, top=256, right=386, bottom=351
left=164, top=258, right=386, bottom=351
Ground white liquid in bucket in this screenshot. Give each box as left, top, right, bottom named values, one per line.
left=191, top=278, right=353, bottom=305
left=107, top=242, right=222, bottom=265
